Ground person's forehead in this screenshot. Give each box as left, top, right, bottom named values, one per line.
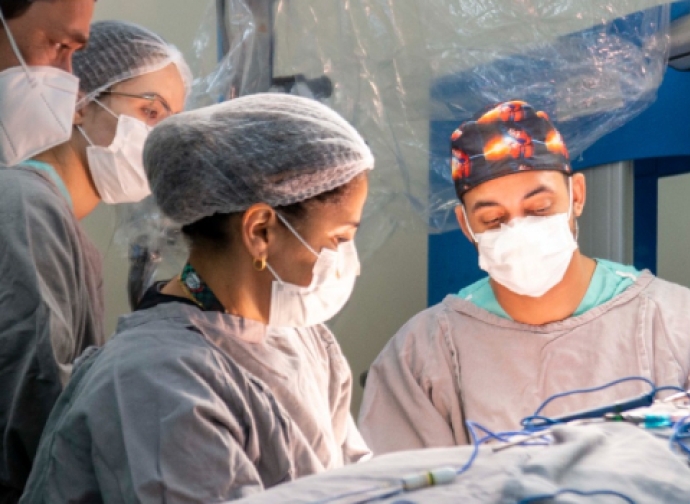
left=27, top=0, right=93, bottom=41
left=464, top=170, right=564, bottom=204
left=305, top=177, right=369, bottom=226
left=112, top=64, right=186, bottom=111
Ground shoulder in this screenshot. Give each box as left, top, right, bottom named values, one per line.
left=630, top=273, right=690, bottom=341
left=640, top=274, right=690, bottom=305
left=0, top=166, right=64, bottom=204
left=69, top=320, right=279, bottom=427
left=110, top=314, right=230, bottom=371
left=109, top=311, right=278, bottom=394
left=636, top=275, right=690, bottom=331
left=0, top=167, right=75, bottom=233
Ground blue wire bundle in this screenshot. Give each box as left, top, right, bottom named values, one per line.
left=313, top=376, right=690, bottom=503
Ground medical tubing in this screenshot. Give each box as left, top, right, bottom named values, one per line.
left=522, top=376, right=657, bottom=430
left=468, top=422, right=551, bottom=447
left=532, top=376, right=655, bottom=417
left=653, top=385, right=690, bottom=401
left=312, top=419, right=628, bottom=503
left=523, top=393, right=655, bottom=430
left=517, top=488, right=635, bottom=504
left=400, top=467, right=457, bottom=491
left=669, top=415, right=690, bottom=458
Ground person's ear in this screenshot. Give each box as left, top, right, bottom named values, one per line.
left=454, top=204, right=476, bottom=244
left=571, top=172, right=586, bottom=218
left=241, top=203, right=276, bottom=266
left=73, top=91, right=88, bottom=126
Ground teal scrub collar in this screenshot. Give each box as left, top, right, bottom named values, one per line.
left=21, top=160, right=73, bottom=209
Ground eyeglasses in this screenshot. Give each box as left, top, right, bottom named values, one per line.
left=98, top=90, right=173, bottom=125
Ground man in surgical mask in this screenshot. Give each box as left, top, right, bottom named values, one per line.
left=359, top=100, right=690, bottom=454
left=0, top=0, right=95, bottom=166
left=0, top=19, right=189, bottom=504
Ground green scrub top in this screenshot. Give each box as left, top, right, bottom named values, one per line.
left=457, top=259, right=640, bottom=320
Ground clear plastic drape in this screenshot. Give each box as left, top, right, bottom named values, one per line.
left=116, top=0, right=671, bottom=305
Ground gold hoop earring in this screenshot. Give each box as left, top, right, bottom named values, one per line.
left=253, top=257, right=267, bottom=271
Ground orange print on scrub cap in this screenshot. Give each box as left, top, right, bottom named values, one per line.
left=450, top=100, right=571, bottom=198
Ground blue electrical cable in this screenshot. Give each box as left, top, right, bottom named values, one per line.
left=532, top=376, right=655, bottom=417
left=520, top=415, right=560, bottom=431
left=522, top=376, right=657, bottom=430
left=653, top=385, right=690, bottom=400
left=456, top=421, right=482, bottom=476
left=517, top=488, right=635, bottom=503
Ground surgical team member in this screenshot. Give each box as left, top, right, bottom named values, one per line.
left=359, top=100, right=690, bottom=454
left=21, top=93, right=374, bottom=503
left=0, top=21, right=189, bottom=502
left=0, top=0, right=95, bottom=166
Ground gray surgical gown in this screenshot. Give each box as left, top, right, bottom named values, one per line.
left=359, top=271, right=690, bottom=454
left=0, top=166, right=104, bottom=502
left=21, top=301, right=370, bottom=503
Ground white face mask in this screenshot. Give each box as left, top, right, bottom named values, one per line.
left=0, top=10, right=79, bottom=167
left=464, top=180, right=577, bottom=298
left=266, top=213, right=361, bottom=328
left=78, top=100, right=152, bottom=204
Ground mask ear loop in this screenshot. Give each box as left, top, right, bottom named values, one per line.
left=92, top=97, right=123, bottom=121
left=76, top=125, right=95, bottom=146
left=461, top=204, right=479, bottom=244
left=566, top=175, right=579, bottom=241
left=265, top=212, right=319, bottom=284
left=275, top=212, right=319, bottom=257
left=0, top=9, right=36, bottom=87
left=265, top=262, right=283, bottom=283
left=567, top=175, right=574, bottom=219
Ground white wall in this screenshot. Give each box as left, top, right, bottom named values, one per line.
left=658, top=172, right=690, bottom=289
left=578, top=163, right=634, bottom=265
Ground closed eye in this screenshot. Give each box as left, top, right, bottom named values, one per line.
left=530, top=206, right=552, bottom=215
left=482, top=217, right=502, bottom=228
